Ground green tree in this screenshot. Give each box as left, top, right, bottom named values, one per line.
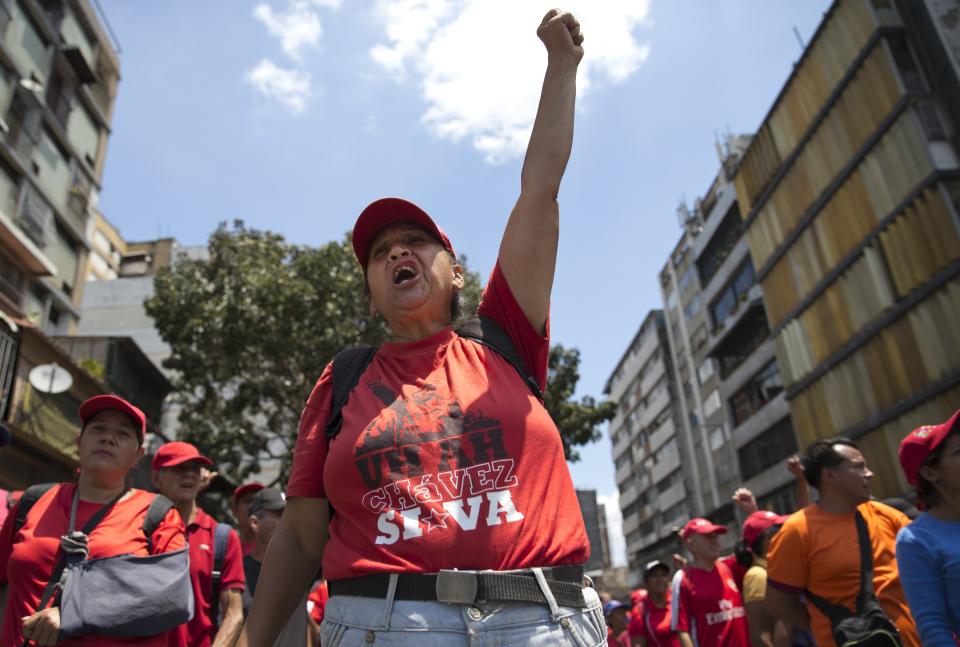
left=543, top=346, right=616, bottom=462
left=147, top=223, right=610, bottom=483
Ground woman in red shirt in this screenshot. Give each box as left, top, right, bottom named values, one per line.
left=238, top=10, right=603, bottom=647
left=0, top=395, right=186, bottom=647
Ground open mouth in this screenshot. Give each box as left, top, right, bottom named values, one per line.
left=392, top=260, right=420, bottom=286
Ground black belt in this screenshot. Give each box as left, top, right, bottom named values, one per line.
left=329, top=565, right=588, bottom=608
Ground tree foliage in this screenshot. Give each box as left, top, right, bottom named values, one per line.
left=147, top=223, right=611, bottom=483
left=544, top=345, right=616, bottom=462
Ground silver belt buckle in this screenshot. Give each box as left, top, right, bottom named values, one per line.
left=436, top=569, right=478, bottom=604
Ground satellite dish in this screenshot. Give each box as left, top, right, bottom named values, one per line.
left=29, top=363, right=73, bottom=394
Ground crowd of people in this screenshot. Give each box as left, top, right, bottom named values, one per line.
left=596, top=409, right=960, bottom=647
left=0, top=395, right=328, bottom=647
left=0, top=8, right=958, bottom=647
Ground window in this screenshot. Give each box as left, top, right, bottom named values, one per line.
left=691, top=325, right=707, bottom=351
left=678, top=264, right=697, bottom=294
left=696, top=203, right=742, bottom=282
left=703, top=389, right=721, bottom=417
left=662, top=501, right=687, bottom=526
left=640, top=518, right=656, bottom=537
left=697, top=358, right=715, bottom=385
left=656, top=469, right=681, bottom=494
left=655, top=438, right=679, bottom=465
left=737, top=417, right=798, bottom=480
left=714, top=308, right=771, bottom=378
left=710, top=260, right=756, bottom=327
left=684, top=293, right=702, bottom=320
left=730, top=361, right=784, bottom=426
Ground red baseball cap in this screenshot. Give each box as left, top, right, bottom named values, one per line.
left=233, top=482, right=265, bottom=502
left=899, top=409, right=960, bottom=486
left=151, top=441, right=213, bottom=471
left=352, top=198, right=455, bottom=269
left=681, top=518, right=728, bottom=540
left=741, top=510, right=789, bottom=545
left=79, top=394, right=146, bottom=442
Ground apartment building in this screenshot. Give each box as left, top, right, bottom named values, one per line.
left=0, top=0, right=122, bottom=486
left=575, top=489, right=612, bottom=577
left=605, top=311, right=688, bottom=581
left=662, top=137, right=801, bottom=536
left=732, top=0, right=960, bottom=499
left=0, top=0, right=119, bottom=332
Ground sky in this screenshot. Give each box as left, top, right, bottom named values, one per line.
left=96, top=0, right=832, bottom=566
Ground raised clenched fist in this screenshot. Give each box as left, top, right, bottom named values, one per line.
left=537, top=9, right=584, bottom=64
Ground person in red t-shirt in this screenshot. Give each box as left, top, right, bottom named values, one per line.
left=670, top=519, right=749, bottom=647
left=237, top=11, right=598, bottom=647
left=605, top=601, right=631, bottom=646
left=629, top=561, right=679, bottom=647
left=305, top=579, right=327, bottom=646
left=231, top=483, right=263, bottom=557
left=0, top=394, right=186, bottom=647
left=152, top=442, right=245, bottom=647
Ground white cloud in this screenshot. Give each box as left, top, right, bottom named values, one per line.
left=370, top=0, right=652, bottom=164
left=598, top=491, right=627, bottom=568
left=245, top=59, right=312, bottom=114
left=253, top=2, right=324, bottom=62
left=247, top=0, right=342, bottom=112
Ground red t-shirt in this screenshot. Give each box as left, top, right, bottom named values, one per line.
left=306, top=580, right=328, bottom=625
left=607, top=629, right=630, bottom=646
left=0, top=484, right=185, bottom=647
left=671, top=560, right=749, bottom=647
left=287, top=263, right=589, bottom=580
left=168, top=509, right=245, bottom=647
left=629, top=595, right=679, bottom=647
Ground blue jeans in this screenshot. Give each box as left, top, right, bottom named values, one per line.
left=320, top=571, right=606, bottom=646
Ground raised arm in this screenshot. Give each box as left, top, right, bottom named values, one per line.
left=498, top=9, right=583, bottom=334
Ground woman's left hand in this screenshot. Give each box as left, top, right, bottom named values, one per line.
left=21, top=607, right=61, bottom=646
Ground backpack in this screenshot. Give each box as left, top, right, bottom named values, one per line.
left=210, top=522, right=232, bottom=628
left=804, top=511, right=903, bottom=647
left=14, top=483, right=174, bottom=549
left=324, top=315, right=543, bottom=440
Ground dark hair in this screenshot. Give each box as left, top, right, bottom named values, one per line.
left=643, top=563, right=670, bottom=581
left=801, top=436, right=858, bottom=489
left=916, top=429, right=959, bottom=510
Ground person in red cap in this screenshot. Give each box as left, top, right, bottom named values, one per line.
left=669, top=518, right=748, bottom=647
left=628, top=560, right=679, bottom=647
left=732, top=511, right=790, bottom=647
left=230, top=483, right=264, bottom=556
left=152, top=442, right=245, bottom=647
left=765, top=437, right=920, bottom=647
left=0, top=394, right=188, bottom=647
left=239, top=10, right=598, bottom=647
left=895, top=409, right=960, bottom=646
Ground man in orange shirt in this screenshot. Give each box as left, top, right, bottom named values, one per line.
left=764, top=437, right=920, bottom=647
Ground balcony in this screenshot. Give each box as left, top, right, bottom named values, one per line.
left=732, top=390, right=790, bottom=450
left=651, top=450, right=681, bottom=484
left=615, top=460, right=633, bottom=486
left=722, top=337, right=778, bottom=406
left=621, top=511, right=640, bottom=537
left=657, top=479, right=686, bottom=511
left=0, top=190, right=56, bottom=278
left=701, top=239, right=751, bottom=306
left=706, top=283, right=764, bottom=357
left=648, top=417, right=675, bottom=454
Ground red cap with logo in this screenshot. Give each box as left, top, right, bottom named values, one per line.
left=79, top=394, right=147, bottom=442
left=899, top=409, right=960, bottom=486
left=741, top=510, right=790, bottom=545
left=681, top=517, right=728, bottom=540
left=233, top=482, right=265, bottom=503
left=151, top=441, right=213, bottom=471
left=352, top=198, right=455, bottom=269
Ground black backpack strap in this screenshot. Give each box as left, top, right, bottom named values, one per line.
left=14, top=483, right=56, bottom=535
left=456, top=316, right=543, bottom=400
left=324, top=346, right=378, bottom=439
left=804, top=509, right=875, bottom=623
left=142, top=494, right=175, bottom=553
left=210, top=522, right=232, bottom=628
left=854, top=510, right=876, bottom=609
